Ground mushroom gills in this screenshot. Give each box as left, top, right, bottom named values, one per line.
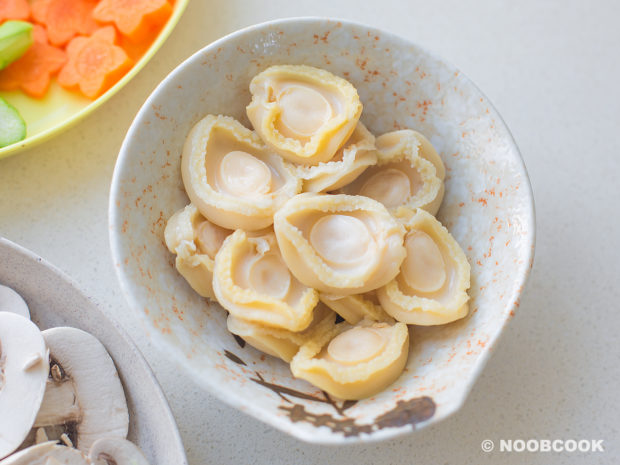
left=34, top=375, right=80, bottom=422
left=36, top=327, right=129, bottom=453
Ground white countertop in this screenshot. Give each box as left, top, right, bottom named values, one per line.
left=1, top=0, right=619, bottom=463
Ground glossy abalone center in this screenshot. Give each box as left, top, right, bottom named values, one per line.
left=196, top=220, right=229, bottom=258
left=219, top=150, right=272, bottom=197
left=278, top=85, right=332, bottom=138
left=309, top=214, right=372, bottom=267
left=402, top=230, right=446, bottom=292
left=359, top=169, right=411, bottom=207
left=327, top=326, right=386, bottom=365
left=249, top=253, right=292, bottom=299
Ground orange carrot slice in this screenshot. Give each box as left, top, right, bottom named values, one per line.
left=119, top=25, right=159, bottom=61
left=31, top=0, right=98, bottom=46
left=0, top=25, right=67, bottom=98
left=0, top=0, right=30, bottom=22
left=57, top=26, right=132, bottom=99
left=93, top=0, right=172, bottom=43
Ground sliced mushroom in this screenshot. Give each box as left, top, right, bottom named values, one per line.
left=33, top=328, right=129, bottom=453
left=0, top=441, right=88, bottom=465
left=88, top=437, right=150, bottom=465
left=0, top=313, right=49, bottom=459
left=0, top=285, right=30, bottom=319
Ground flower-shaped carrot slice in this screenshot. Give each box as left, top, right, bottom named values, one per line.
left=57, top=27, right=132, bottom=99
left=0, top=26, right=67, bottom=98
left=0, top=0, right=30, bottom=21
left=93, top=0, right=172, bottom=42
left=31, top=0, right=98, bottom=46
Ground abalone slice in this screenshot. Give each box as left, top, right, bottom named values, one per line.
left=319, top=291, right=392, bottom=325
left=377, top=129, right=445, bottom=178
left=247, top=65, right=362, bottom=165
left=213, top=229, right=318, bottom=331
left=274, top=193, right=406, bottom=295
left=377, top=209, right=470, bottom=325
left=164, top=204, right=232, bottom=299
left=341, top=129, right=445, bottom=215
left=226, top=303, right=336, bottom=362
left=296, top=122, right=377, bottom=193
left=290, top=320, right=409, bottom=400
left=181, top=114, right=301, bottom=231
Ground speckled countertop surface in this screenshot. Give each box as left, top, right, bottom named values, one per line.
left=1, top=1, right=618, bottom=464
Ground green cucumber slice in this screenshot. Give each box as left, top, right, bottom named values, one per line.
left=0, top=20, right=34, bottom=70
left=0, top=97, right=27, bottom=148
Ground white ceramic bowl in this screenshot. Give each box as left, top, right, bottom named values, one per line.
left=0, top=237, right=188, bottom=464
left=109, top=17, right=535, bottom=444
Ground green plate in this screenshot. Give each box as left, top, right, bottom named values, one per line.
left=0, top=0, right=189, bottom=160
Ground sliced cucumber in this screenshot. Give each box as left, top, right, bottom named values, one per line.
left=0, top=20, right=34, bottom=70
left=0, top=97, right=27, bottom=148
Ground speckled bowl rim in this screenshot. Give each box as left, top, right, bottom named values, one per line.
left=109, top=16, right=536, bottom=444
left=0, top=236, right=189, bottom=462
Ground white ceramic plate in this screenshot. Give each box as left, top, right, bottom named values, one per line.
left=109, top=17, right=535, bottom=444
left=0, top=237, right=188, bottom=464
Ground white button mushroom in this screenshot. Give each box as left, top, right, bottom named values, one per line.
left=0, top=441, right=88, bottom=465
left=0, top=313, right=49, bottom=459
left=88, top=437, right=150, bottom=465
left=0, top=285, right=30, bottom=319
left=33, top=328, right=129, bottom=453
